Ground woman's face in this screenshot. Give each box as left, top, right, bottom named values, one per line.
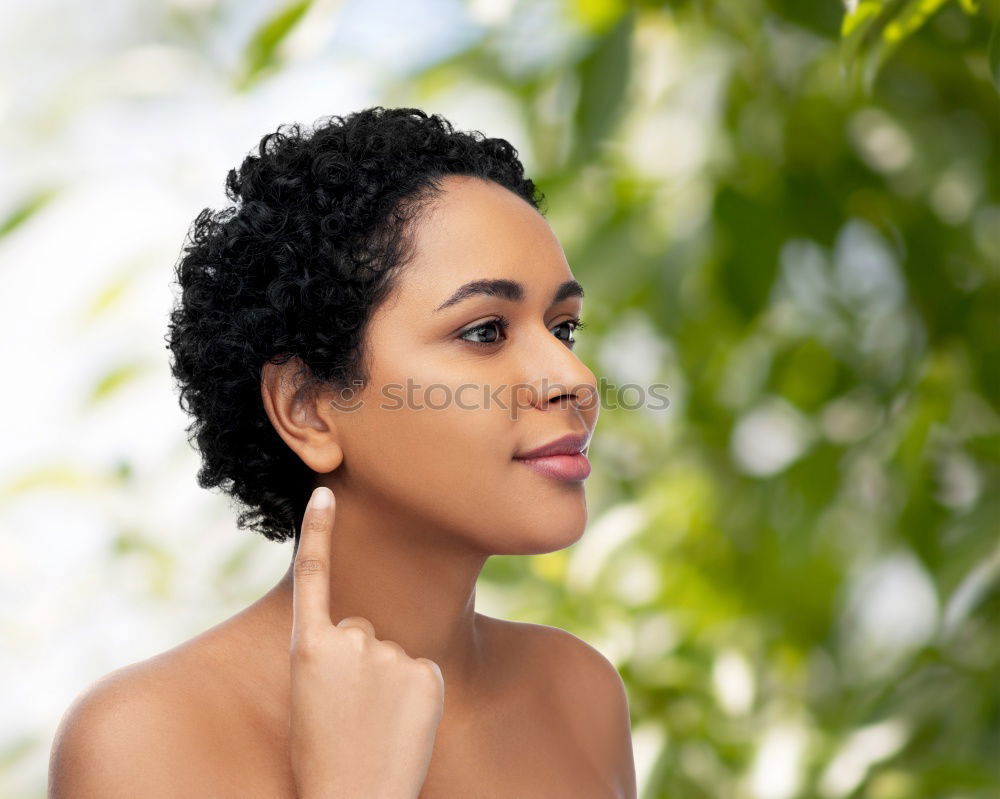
left=327, top=175, right=600, bottom=555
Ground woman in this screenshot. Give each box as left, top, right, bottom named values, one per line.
left=48, top=106, right=637, bottom=798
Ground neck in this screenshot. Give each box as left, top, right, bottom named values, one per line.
left=235, top=483, right=493, bottom=723
left=282, top=501, right=490, bottom=684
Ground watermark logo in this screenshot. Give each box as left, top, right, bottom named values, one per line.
left=328, top=377, right=669, bottom=419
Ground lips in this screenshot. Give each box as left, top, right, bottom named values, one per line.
left=513, top=431, right=589, bottom=460
left=513, top=431, right=592, bottom=482
left=514, top=452, right=591, bottom=481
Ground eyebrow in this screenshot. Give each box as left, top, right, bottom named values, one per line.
left=433, top=278, right=584, bottom=313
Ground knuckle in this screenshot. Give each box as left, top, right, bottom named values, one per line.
left=293, top=557, right=325, bottom=578
left=290, top=630, right=324, bottom=662
left=303, top=509, right=331, bottom=534
left=417, top=659, right=440, bottom=679
left=414, top=659, right=444, bottom=689
left=339, top=625, right=370, bottom=647
left=379, top=640, right=406, bottom=659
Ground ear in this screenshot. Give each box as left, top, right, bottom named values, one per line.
left=260, top=356, right=344, bottom=474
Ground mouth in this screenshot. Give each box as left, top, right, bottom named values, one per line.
left=513, top=431, right=590, bottom=460
left=513, top=452, right=591, bottom=481
left=513, top=431, right=591, bottom=481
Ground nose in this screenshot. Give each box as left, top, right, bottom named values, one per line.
left=515, top=328, right=600, bottom=421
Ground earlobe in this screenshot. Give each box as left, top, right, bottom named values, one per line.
left=260, top=358, right=345, bottom=474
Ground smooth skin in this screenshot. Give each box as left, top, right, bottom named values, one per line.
left=290, top=486, right=445, bottom=798
left=48, top=175, right=637, bottom=798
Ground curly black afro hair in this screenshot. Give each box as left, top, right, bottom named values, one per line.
left=165, top=106, right=545, bottom=544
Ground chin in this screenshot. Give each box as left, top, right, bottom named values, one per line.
left=500, top=515, right=587, bottom=556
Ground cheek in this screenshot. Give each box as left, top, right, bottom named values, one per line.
left=358, top=386, right=509, bottom=493
left=345, top=386, right=588, bottom=554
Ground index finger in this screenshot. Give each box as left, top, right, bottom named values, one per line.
left=292, top=486, right=336, bottom=637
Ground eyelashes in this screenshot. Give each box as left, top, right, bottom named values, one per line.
left=459, top=316, right=587, bottom=348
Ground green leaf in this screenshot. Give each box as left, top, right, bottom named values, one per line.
left=234, top=0, right=313, bottom=91
left=569, top=5, right=634, bottom=168
left=568, top=0, right=629, bottom=35
left=882, top=0, right=950, bottom=45
left=990, top=19, right=1000, bottom=93
left=86, top=361, right=150, bottom=406
left=80, top=265, right=141, bottom=324
left=0, top=465, right=99, bottom=502
left=841, top=0, right=885, bottom=38
left=839, top=0, right=957, bottom=94
left=0, top=187, right=59, bottom=239
left=840, top=0, right=895, bottom=95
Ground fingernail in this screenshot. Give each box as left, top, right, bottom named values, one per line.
left=310, top=487, right=332, bottom=509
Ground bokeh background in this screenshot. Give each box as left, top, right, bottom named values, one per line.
left=2, top=1, right=998, bottom=797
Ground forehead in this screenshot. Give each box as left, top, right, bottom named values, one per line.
left=389, top=175, right=574, bottom=312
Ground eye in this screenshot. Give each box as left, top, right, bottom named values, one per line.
left=459, top=315, right=510, bottom=347
left=553, top=317, right=587, bottom=347
left=458, top=316, right=587, bottom=349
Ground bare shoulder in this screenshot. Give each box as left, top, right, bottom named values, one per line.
left=479, top=615, right=628, bottom=726
left=483, top=614, right=622, bottom=680
left=48, top=649, right=228, bottom=799
left=481, top=615, right=638, bottom=799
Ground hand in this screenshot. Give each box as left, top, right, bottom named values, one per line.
left=288, top=486, right=445, bottom=799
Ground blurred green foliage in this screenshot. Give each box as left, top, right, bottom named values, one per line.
left=391, top=1, right=1000, bottom=796
left=840, top=0, right=986, bottom=94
